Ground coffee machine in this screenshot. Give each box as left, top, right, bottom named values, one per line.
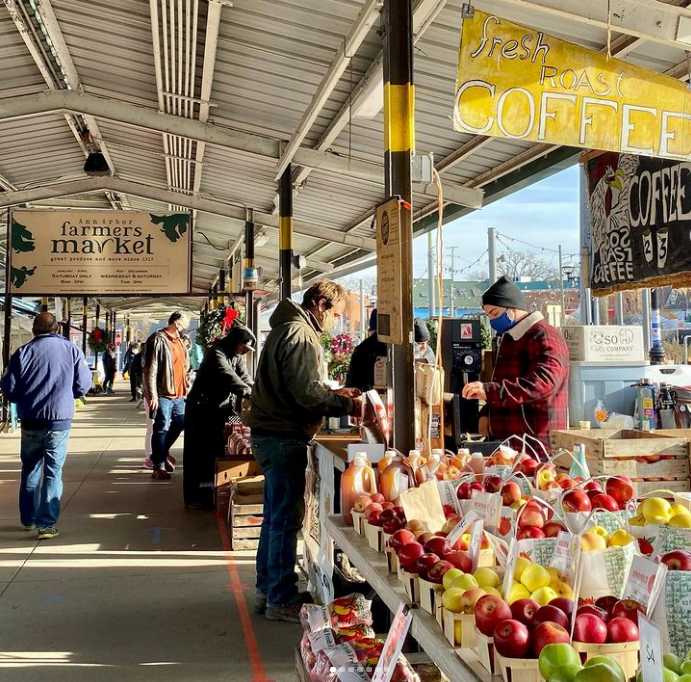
left=440, top=318, right=483, bottom=447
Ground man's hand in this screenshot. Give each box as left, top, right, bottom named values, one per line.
left=351, top=396, right=363, bottom=415
left=148, top=397, right=159, bottom=413
left=335, top=387, right=361, bottom=399
left=478, top=415, right=490, bottom=437
left=462, top=381, right=487, bottom=401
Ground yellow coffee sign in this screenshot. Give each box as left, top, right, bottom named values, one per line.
left=9, top=210, right=192, bottom=295
left=454, top=10, right=691, bottom=160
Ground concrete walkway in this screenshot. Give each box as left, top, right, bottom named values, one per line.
left=0, top=390, right=297, bottom=681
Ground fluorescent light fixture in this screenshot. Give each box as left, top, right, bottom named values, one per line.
left=353, top=77, right=384, bottom=119
left=254, top=233, right=269, bottom=248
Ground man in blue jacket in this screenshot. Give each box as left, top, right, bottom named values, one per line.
left=1, top=312, right=93, bottom=540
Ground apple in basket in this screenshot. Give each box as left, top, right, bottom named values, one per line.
left=475, top=595, right=513, bottom=637
left=416, top=553, right=441, bottom=580
left=445, top=550, right=473, bottom=573
left=607, top=617, right=639, bottom=643
left=424, top=536, right=451, bottom=558
left=370, top=493, right=386, bottom=504
left=389, top=529, right=416, bottom=553
left=534, top=605, right=570, bottom=630
left=562, top=489, right=592, bottom=513
left=485, top=475, right=503, bottom=494
left=577, top=604, right=610, bottom=623
left=594, top=596, right=618, bottom=617
left=550, top=598, right=574, bottom=619
left=661, top=550, right=691, bottom=571
left=531, top=622, right=570, bottom=657
left=353, top=495, right=372, bottom=513
left=534, top=464, right=557, bottom=491
left=517, top=527, right=546, bottom=540
left=427, top=559, right=455, bottom=585
left=501, top=482, right=522, bottom=507
left=382, top=517, right=405, bottom=535
left=515, top=455, right=539, bottom=478
left=611, top=599, right=644, bottom=624
left=605, top=476, right=635, bottom=506
left=518, top=501, right=546, bottom=529
left=574, top=614, right=608, bottom=644
left=493, top=619, right=531, bottom=658
left=510, top=598, right=540, bottom=628
left=591, top=494, right=619, bottom=512
left=543, top=521, right=567, bottom=538
left=443, top=504, right=458, bottom=519
left=397, top=542, right=425, bottom=570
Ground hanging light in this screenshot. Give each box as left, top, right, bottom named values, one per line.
left=84, top=151, right=110, bottom=176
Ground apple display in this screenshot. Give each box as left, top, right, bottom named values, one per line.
left=562, top=489, right=593, bottom=513
left=574, top=613, right=608, bottom=644
left=445, top=550, right=473, bottom=573
left=607, top=617, right=639, bottom=643
left=493, top=619, right=531, bottom=658
left=591, top=494, right=619, bottom=512
left=611, top=599, right=644, bottom=624
left=518, top=503, right=546, bottom=529
left=397, top=542, right=425, bottom=570
left=543, top=521, right=567, bottom=538
left=424, top=536, right=451, bottom=558
left=605, top=476, right=635, bottom=505
left=531, top=621, right=570, bottom=657
left=427, top=559, right=454, bottom=585
left=510, top=598, right=540, bottom=628
left=501, top=482, right=522, bottom=507
left=661, top=550, right=691, bottom=571
left=389, top=529, right=416, bottom=553
left=475, top=595, right=513, bottom=637
left=415, top=553, right=441, bottom=580
left=533, top=604, right=570, bottom=630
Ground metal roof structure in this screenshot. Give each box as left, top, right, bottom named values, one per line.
left=1, top=0, right=690, bottom=315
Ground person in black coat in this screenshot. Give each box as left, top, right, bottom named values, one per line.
left=346, top=309, right=387, bottom=392
left=183, top=324, right=256, bottom=508
left=102, top=344, right=117, bottom=394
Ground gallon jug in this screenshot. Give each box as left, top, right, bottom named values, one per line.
left=407, top=449, right=424, bottom=471
left=378, top=449, right=396, bottom=477
left=380, top=455, right=414, bottom=503
left=416, top=449, right=443, bottom=484
left=341, top=454, right=377, bottom=526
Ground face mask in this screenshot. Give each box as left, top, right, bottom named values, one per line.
left=489, top=311, right=514, bottom=335
left=320, top=309, right=338, bottom=333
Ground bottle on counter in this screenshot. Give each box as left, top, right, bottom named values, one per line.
left=416, top=449, right=443, bottom=485
left=379, top=454, right=414, bottom=503
left=407, top=449, right=424, bottom=471
left=468, top=452, right=486, bottom=476
left=378, top=449, right=396, bottom=477
left=341, top=453, right=377, bottom=526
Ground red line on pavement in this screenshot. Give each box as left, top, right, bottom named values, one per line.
left=215, top=512, right=270, bottom=682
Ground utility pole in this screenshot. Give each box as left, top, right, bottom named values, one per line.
left=427, top=230, right=435, bottom=318
left=558, top=245, right=564, bottom=325
left=488, top=227, right=497, bottom=284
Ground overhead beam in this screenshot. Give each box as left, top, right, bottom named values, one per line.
left=0, top=176, right=377, bottom=250
left=491, top=0, right=691, bottom=50
left=0, top=90, right=482, bottom=208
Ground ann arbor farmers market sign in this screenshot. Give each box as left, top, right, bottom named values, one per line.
left=9, top=210, right=192, bottom=296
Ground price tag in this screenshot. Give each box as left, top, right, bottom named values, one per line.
left=550, top=531, right=579, bottom=581
left=437, top=480, right=462, bottom=516
left=502, top=538, right=518, bottom=601
left=470, top=491, right=503, bottom=533
left=622, top=555, right=668, bottom=614
left=469, top=519, right=485, bottom=572
left=446, top=511, right=479, bottom=548
left=326, top=643, right=370, bottom=682
left=371, top=604, right=413, bottom=682
left=639, top=615, right=664, bottom=682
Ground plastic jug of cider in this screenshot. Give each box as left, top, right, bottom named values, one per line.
left=341, top=453, right=377, bottom=525
left=380, top=455, right=414, bottom=503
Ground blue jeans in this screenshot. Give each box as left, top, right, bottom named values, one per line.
left=20, top=427, right=70, bottom=528
left=253, top=435, right=309, bottom=608
left=151, top=397, right=185, bottom=468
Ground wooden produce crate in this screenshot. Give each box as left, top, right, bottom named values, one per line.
left=364, top=522, right=383, bottom=553
left=351, top=511, right=366, bottom=535
left=497, top=655, right=541, bottom=682
left=228, top=477, right=264, bottom=550
left=573, top=641, right=640, bottom=679
left=551, top=429, right=689, bottom=494
left=473, top=628, right=498, bottom=676
left=419, top=577, right=442, bottom=616
left=443, top=610, right=477, bottom=649
left=401, top=570, right=420, bottom=603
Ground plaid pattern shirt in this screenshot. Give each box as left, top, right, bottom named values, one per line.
left=481, top=312, right=569, bottom=450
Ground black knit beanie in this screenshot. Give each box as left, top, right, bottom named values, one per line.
left=414, top=318, right=430, bottom=342
left=481, top=276, right=526, bottom=310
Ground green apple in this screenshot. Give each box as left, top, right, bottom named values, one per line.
left=664, top=670, right=680, bottom=682
left=443, top=568, right=464, bottom=591
left=585, top=656, right=625, bottom=682
left=677, top=675, right=691, bottom=682
left=576, top=663, right=625, bottom=682
left=451, top=573, right=479, bottom=591
left=549, top=663, right=584, bottom=682
left=665, top=655, right=684, bottom=674
left=538, top=643, right=581, bottom=681
left=681, top=663, right=691, bottom=676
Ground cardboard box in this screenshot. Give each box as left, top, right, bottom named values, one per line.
left=215, top=456, right=260, bottom=486
left=562, top=325, right=644, bottom=362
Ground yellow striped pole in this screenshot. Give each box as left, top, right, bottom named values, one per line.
left=279, top=166, right=293, bottom=300
left=384, top=0, right=416, bottom=451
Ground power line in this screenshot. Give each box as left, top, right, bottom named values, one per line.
left=496, top=232, right=579, bottom=259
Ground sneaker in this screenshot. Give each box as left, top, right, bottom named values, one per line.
left=37, top=526, right=59, bottom=540
left=164, top=459, right=175, bottom=473
left=143, top=458, right=154, bottom=469
left=151, top=468, right=171, bottom=481
left=22, top=523, right=35, bottom=531
left=254, top=593, right=268, bottom=615
left=265, top=592, right=313, bottom=623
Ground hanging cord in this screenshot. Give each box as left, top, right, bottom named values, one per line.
left=433, top=168, right=444, bottom=366
left=606, top=0, right=612, bottom=59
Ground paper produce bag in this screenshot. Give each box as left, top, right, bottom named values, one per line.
left=399, top=480, right=446, bottom=533
left=578, top=543, right=637, bottom=600
left=652, top=571, right=691, bottom=658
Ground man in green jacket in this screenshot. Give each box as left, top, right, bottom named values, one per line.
left=247, top=280, right=361, bottom=623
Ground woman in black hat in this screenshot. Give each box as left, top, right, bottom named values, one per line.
left=183, top=324, right=256, bottom=508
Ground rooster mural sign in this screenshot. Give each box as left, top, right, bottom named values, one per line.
left=586, top=153, right=691, bottom=296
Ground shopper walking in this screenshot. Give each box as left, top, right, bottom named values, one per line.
left=143, top=311, right=190, bottom=481
left=123, top=342, right=141, bottom=402
left=1, top=312, right=92, bottom=540
left=345, top=308, right=387, bottom=392
left=102, top=344, right=116, bottom=394
left=247, top=280, right=362, bottom=623
left=184, top=324, right=255, bottom=509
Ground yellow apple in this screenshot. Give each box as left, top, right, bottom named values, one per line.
left=669, top=512, right=691, bottom=529
left=587, top=525, right=610, bottom=541
left=474, top=567, right=500, bottom=589
left=454, top=621, right=463, bottom=646
left=554, top=581, right=575, bottom=599
left=629, top=513, right=646, bottom=527
left=513, top=556, right=532, bottom=582
left=640, top=497, right=671, bottom=522
left=645, top=515, right=670, bottom=526
left=670, top=503, right=689, bottom=517
left=609, top=529, right=635, bottom=547
left=452, top=574, right=479, bottom=591
left=581, top=533, right=607, bottom=552
left=531, top=586, right=558, bottom=606
left=484, top=587, right=503, bottom=598
left=442, top=587, right=465, bottom=613
left=520, top=564, right=551, bottom=592
left=512, top=499, right=527, bottom=510
left=443, top=568, right=465, bottom=591
left=508, top=583, right=531, bottom=604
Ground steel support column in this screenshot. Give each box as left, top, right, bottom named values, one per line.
left=82, top=297, right=88, bottom=355
left=244, top=210, right=256, bottom=374
left=650, top=288, right=666, bottom=364
left=384, top=0, right=416, bottom=452
left=64, top=297, right=71, bottom=339
left=3, top=211, right=12, bottom=374
left=279, top=166, right=294, bottom=301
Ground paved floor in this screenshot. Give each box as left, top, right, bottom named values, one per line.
left=0, top=389, right=298, bottom=681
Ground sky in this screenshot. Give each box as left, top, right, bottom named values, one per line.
left=340, top=163, right=582, bottom=284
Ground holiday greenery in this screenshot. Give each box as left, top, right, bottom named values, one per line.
left=197, top=305, right=239, bottom=351
left=87, top=327, right=112, bottom=354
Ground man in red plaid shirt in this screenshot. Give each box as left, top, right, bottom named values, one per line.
left=462, top=276, right=569, bottom=450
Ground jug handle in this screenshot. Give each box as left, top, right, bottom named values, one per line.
left=364, top=467, right=377, bottom=494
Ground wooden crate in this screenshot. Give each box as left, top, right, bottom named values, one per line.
left=401, top=570, right=420, bottom=603
left=229, top=495, right=263, bottom=551
left=573, top=641, right=640, bottom=679
left=385, top=547, right=399, bottom=574
left=497, top=655, right=541, bottom=682
left=473, top=628, right=498, bottom=676
left=352, top=511, right=366, bottom=535
left=364, top=522, right=383, bottom=553
left=419, top=577, right=442, bottom=616
left=443, top=610, right=476, bottom=649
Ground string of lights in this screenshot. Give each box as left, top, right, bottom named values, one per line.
left=496, top=231, right=579, bottom=260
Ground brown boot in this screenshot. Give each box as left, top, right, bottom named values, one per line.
left=151, top=468, right=171, bottom=481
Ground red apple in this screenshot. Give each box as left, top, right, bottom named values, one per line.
left=442, top=504, right=457, bottom=519
left=510, top=598, right=540, bottom=629
left=543, top=521, right=567, bottom=538
left=389, top=529, right=416, bottom=553
left=531, top=622, right=570, bottom=657
left=550, top=598, right=574, bottom=619
left=370, top=493, right=385, bottom=504
left=574, top=614, right=607, bottom=644
left=594, top=596, right=618, bottom=616
left=436, top=531, right=448, bottom=538
left=518, top=502, right=545, bottom=529
left=445, top=550, right=473, bottom=573
left=516, top=456, right=539, bottom=477
left=585, top=481, right=603, bottom=493
left=661, top=550, right=691, bottom=571
left=427, top=560, right=454, bottom=585
left=364, top=503, right=383, bottom=519
left=382, top=517, right=404, bottom=535
left=484, top=475, right=503, bottom=494
left=381, top=501, right=396, bottom=511
left=398, top=542, right=424, bottom=570
left=637, top=538, right=654, bottom=557
left=562, top=489, right=592, bottom=513
left=517, top=526, right=546, bottom=540
left=353, top=495, right=372, bottom=513
left=475, top=595, right=513, bottom=637
left=424, top=537, right=451, bottom=558
left=577, top=604, right=609, bottom=623
left=591, top=494, right=619, bottom=512
left=379, top=508, right=398, bottom=524
left=586, top=489, right=602, bottom=503
left=493, top=619, right=531, bottom=658
left=415, top=553, right=441, bottom=579
left=605, top=476, right=635, bottom=505
left=534, top=605, right=569, bottom=630
left=417, top=532, right=435, bottom=546
left=612, top=599, right=644, bottom=624
left=607, top=617, right=639, bottom=643
left=367, top=510, right=383, bottom=526
left=558, top=478, right=578, bottom=490
left=393, top=505, right=405, bottom=517
left=456, top=482, right=472, bottom=500
left=501, top=482, right=522, bottom=507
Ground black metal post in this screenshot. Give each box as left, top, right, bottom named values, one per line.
left=650, top=287, right=666, bottom=364
left=41, top=297, right=48, bottom=313
left=64, top=297, right=71, bottom=339
left=82, top=297, right=88, bottom=355
left=279, top=166, right=293, bottom=301
left=219, top=268, right=226, bottom=308
left=244, top=209, right=256, bottom=374
left=383, top=0, right=416, bottom=452
left=3, top=210, right=11, bottom=422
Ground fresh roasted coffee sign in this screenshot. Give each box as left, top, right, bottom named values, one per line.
left=586, top=152, right=691, bottom=295
left=9, top=210, right=192, bottom=295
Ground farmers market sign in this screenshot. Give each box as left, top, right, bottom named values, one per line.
left=9, top=210, right=192, bottom=296
left=454, top=10, right=691, bottom=160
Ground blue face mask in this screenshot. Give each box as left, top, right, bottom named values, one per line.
left=489, top=311, right=514, bottom=335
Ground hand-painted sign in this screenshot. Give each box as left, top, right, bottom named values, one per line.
left=454, top=9, right=691, bottom=161
left=9, top=210, right=192, bottom=295
left=586, top=152, right=691, bottom=295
